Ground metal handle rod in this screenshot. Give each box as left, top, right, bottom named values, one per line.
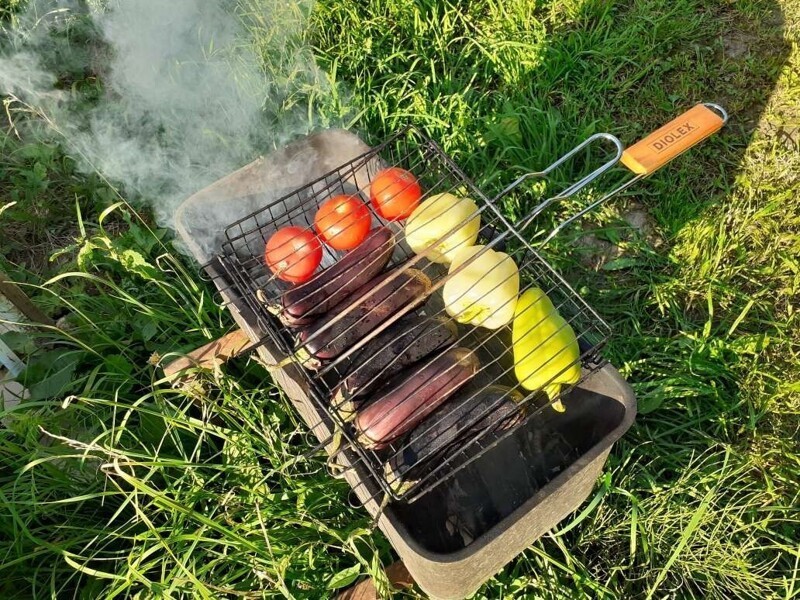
left=493, top=133, right=624, bottom=235
left=539, top=174, right=644, bottom=245
left=703, top=102, right=729, bottom=124
left=539, top=104, right=728, bottom=245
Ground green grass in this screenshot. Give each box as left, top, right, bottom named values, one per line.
left=1, top=0, right=799, bottom=598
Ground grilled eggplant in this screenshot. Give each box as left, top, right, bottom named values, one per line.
left=271, top=227, right=394, bottom=327
left=355, top=347, right=479, bottom=450
left=331, top=314, right=458, bottom=418
left=294, top=266, right=431, bottom=369
left=385, top=385, right=524, bottom=493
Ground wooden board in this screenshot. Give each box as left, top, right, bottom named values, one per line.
left=337, top=562, right=414, bottom=600
left=162, top=329, right=253, bottom=378
left=0, top=271, right=54, bottom=327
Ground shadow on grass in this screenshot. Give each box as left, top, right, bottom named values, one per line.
left=454, top=2, right=795, bottom=598
left=315, top=0, right=795, bottom=596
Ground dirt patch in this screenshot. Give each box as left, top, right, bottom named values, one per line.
left=576, top=232, right=621, bottom=269
left=723, top=33, right=751, bottom=59
left=576, top=201, right=663, bottom=269
left=623, top=202, right=663, bottom=248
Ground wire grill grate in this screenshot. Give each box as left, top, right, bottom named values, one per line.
left=217, top=126, right=613, bottom=503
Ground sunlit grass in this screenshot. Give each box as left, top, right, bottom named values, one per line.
left=1, top=0, right=799, bottom=598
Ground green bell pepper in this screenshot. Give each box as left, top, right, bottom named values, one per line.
left=512, top=287, right=581, bottom=411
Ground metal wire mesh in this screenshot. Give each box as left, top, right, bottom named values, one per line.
left=216, top=126, right=612, bottom=503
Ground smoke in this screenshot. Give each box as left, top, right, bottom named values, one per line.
left=0, top=0, right=342, bottom=229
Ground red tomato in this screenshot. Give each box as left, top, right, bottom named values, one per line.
left=370, top=167, right=422, bottom=221
left=314, top=195, right=371, bottom=250
left=264, top=226, right=322, bottom=284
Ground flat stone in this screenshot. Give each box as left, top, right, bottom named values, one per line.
left=1, top=370, right=29, bottom=426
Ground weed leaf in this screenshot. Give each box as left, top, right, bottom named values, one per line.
left=326, top=564, right=361, bottom=590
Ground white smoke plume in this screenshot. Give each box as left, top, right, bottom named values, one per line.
left=0, top=0, right=343, bottom=229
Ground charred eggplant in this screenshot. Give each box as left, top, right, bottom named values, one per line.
left=355, top=347, right=479, bottom=450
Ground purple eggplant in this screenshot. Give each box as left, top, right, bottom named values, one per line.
left=269, top=227, right=394, bottom=327
left=355, top=347, right=479, bottom=450
left=331, top=314, right=458, bottom=418
left=385, top=385, right=524, bottom=492
left=294, top=266, right=431, bottom=370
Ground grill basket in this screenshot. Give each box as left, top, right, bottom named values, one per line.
left=218, top=127, right=615, bottom=504
left=216, top=105, right=727, bottom=505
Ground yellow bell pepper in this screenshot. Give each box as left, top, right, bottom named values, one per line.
left=443, top=245, right=519, bottom=329
left=512, top=287, right=581, bottom=411
left=404, top=192, right=480, bottom=264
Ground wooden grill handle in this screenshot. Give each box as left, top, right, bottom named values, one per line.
left=621, top=103, right=727, bottom=175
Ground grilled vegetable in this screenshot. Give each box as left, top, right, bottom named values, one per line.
left=370, top=167, right=422, bottom=221
left=512, top=287, right=581, bottom=412
left=295, top=266, right=431, bottom=369
left=264, top=226, right=322, bottom=284
left=355, top=347, right=479, bottom=449
left=273, top=227, right=394, bottom=327
left=314, top=194, right=371, bottom=250
left=385, top=385, right=524, bottom=492
left=331, top=314, right=458, bottom=418
left=443, top=245, right=519, bottom=329
left=404, top=193, right=481, bottom=264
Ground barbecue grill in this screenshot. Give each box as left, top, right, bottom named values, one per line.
left=175, top=104, right=726, bottom=599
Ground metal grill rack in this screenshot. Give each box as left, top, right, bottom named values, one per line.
left=215, top=105, right=727, bottom=504
left=215, top=126, right=623, bottom=503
